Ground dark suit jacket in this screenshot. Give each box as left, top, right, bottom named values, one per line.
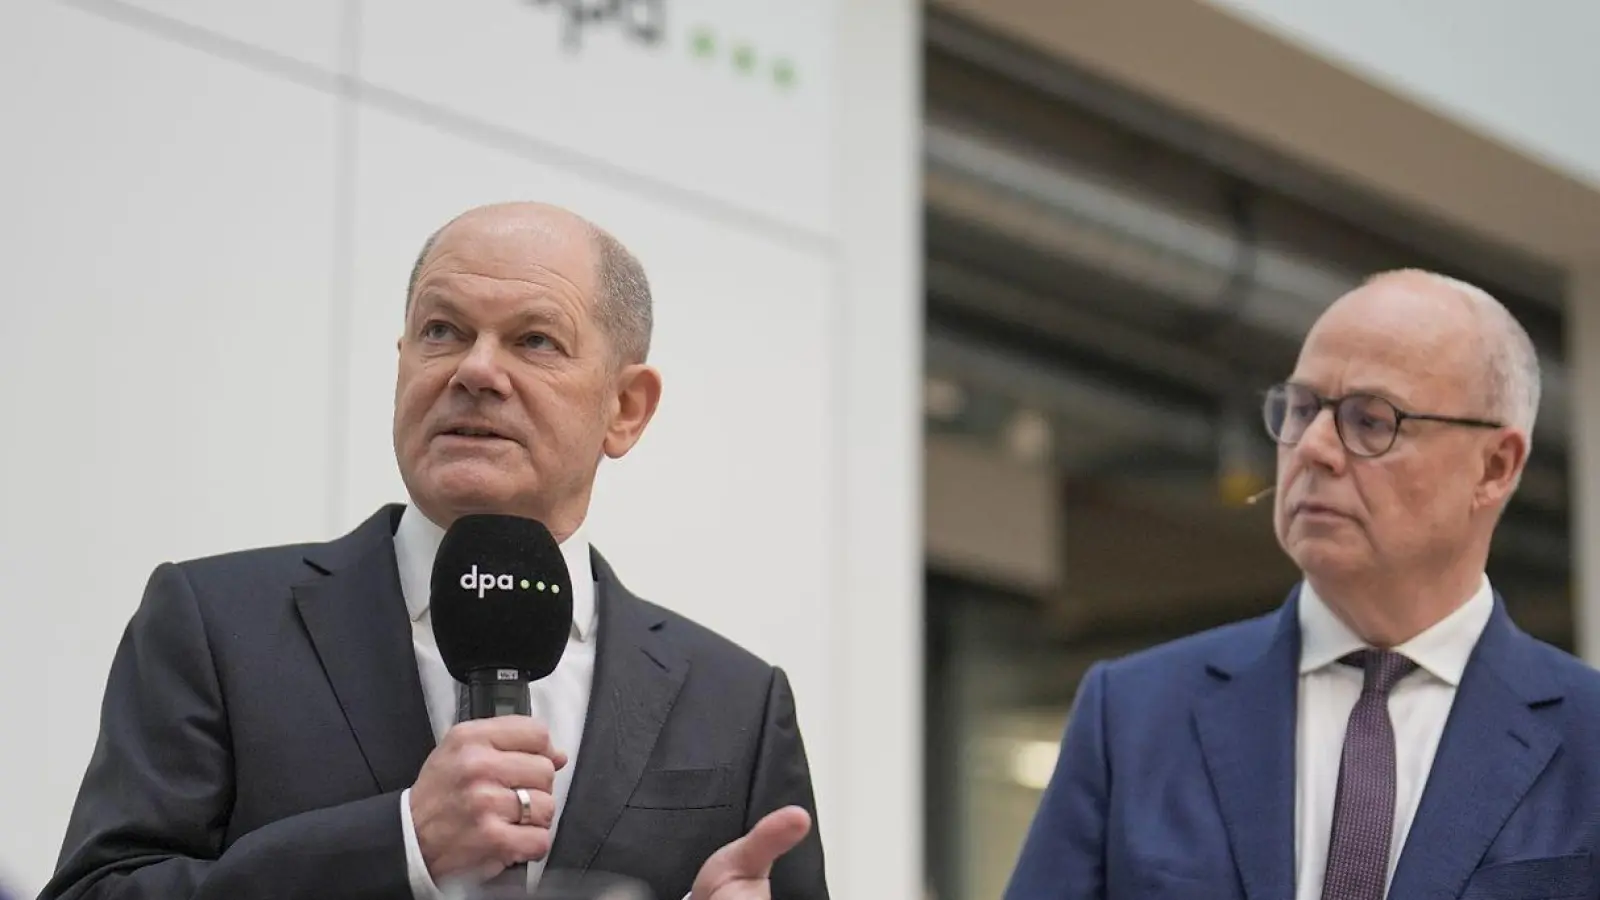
left=42, top=505, right=828, bottom=900
left=1005, top=584, right=1600, bottom=900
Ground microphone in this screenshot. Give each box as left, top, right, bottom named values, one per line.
left=431, top=513, right=573, bottom=721
left=431, top=514, right=574, bottom=896
left=1245, top=486, right=1276, bottom=506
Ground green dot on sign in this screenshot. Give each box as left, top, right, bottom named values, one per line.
left=552, top=584, right=561, bottom=594
left=690, top=26, right=715, bottom=58
left=732, top=44, right=756, bottom=74
left=536, top=581, right=546, bottom=591
left=520, top=579, right=530, bottom=589
left=773, top=59, right=796, bottom=88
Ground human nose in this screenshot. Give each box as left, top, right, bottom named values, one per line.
left=449, top=337, right=513, bottom=399
left=1293, top=404, right=1347, bottom=474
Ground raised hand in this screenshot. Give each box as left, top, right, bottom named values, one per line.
left=690, top=806, right=813, bottom=900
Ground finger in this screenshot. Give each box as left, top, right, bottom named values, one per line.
left=721, top=806, right=812, bottom=878
left=484, top=819, right=555, bottom=866
left=456, top=741, right=557, bottom=792
left=489, top=785, right=557, bottom=828
left=489, top=743, right=560, bottom=784
left=458, top=716, right=560, bottom=760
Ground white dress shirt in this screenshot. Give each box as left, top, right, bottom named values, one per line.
left=392, top=504, right=598, bottom=900
left=1292, top=575, right=1494, bottom=900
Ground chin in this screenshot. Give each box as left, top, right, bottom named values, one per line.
left=419, top=463, right=533, bottom=514
left=1287, top=538, right=1373, bottom=582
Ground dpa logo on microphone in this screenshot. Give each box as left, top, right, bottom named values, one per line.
left=459, top=565, right=563, bottom=598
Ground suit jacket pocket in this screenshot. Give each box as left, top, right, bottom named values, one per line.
left=1460, top=853, right=1593, bottom=900
left=626, top=766, right=736, bottom=810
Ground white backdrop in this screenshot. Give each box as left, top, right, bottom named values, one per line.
left=0, top=1, right=920, bottom=896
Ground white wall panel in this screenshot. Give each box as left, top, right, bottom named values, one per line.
left=830, top=1, right=923, bottom=895
left=68, top=0, right=348, bottom=75
left=359, top=0, right=833, bottom=236
left=0, top=3, right=340, bottom=892
left=338, top=102, right=838, bottom=848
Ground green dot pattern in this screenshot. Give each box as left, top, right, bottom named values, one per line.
left=687, top=25, right=797, bottom=91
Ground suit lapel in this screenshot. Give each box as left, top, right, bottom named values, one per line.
left=549, top=551, right=688, bottom=870
left=1387, top=599, right=1563, bottom=899
left=294, top=505, right=436, bottom=794
left=1193, top=592, right=1301, bottom=900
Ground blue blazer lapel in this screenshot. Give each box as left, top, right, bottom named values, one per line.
left=1193, top=588, right=1302, bottom=900
left=1387, top=596, right=1563, bottom=899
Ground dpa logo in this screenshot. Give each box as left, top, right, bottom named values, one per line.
left=523, top=0, right=665, bottom=52
left=459, top=565, right=519, bottom=598
left=459, top=565, right=562, bottom=598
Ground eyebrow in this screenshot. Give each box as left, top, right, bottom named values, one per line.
left=1292, top=379, right=1416, bottom=409
left=412, top=293, right=575, bottom=333
left=1348, top=383, right=1419, bottom=406
left=410, top=292, right=464, bottom=319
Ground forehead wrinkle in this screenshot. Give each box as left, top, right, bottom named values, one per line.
left=425, top=268, right=582, bottom=299
left=410, top=275, right=593, bottom=363
left=415, top=253, right=586, bottom=310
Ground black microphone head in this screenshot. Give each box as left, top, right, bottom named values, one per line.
left=431, top=513, right=573, bottom=684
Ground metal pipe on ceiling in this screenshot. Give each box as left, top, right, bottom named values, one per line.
left=922, top=116, right=1573, bottom=450
left=925, top=325, right=1218, bottom=458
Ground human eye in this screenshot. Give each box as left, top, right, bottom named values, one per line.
left=421, top=320, right=459, bottom=342
left=1346, top=398, right=1397, bottom=436
left=521, top=332, right=557, bottom=352
left=1286, top=394, right=1322, bottom=425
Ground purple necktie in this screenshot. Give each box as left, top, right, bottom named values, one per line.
left=1321, top=649, right=1418, bottom=900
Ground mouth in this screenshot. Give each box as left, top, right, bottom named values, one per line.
left=1293, top=501, right=1351, bottom=520
left=436, top=425, right=516, bottom=442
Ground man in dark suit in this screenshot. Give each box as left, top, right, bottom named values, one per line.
left=42, top=202, right=827, bottom=900
left=1006, top=269, right=1600, bottom=900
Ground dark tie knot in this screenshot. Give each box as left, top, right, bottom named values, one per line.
left=1340, top=649, right=1418, bottom=696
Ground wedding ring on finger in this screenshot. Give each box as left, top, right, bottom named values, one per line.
left=513, top=787, right=534, bottom=826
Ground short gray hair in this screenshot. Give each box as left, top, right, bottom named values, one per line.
left=405, top=215, right=653, bottom=366
left=587, top=223, right=652, bottom=365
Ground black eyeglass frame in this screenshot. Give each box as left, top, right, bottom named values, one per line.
left=1261, top=381, right=1505, bottom=458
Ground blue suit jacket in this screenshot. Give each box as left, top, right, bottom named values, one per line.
left=1005, top=585, right=1600, bottom=900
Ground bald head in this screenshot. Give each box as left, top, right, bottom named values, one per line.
left=1322, top=269, right=1541, bottom=441
left=406, top=202, right=653, bottom=366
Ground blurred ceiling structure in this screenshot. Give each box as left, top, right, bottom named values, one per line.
left=917, top=7, right=1576, bottom=709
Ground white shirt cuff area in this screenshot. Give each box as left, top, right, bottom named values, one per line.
left=401, top=788, right=447, bottom=900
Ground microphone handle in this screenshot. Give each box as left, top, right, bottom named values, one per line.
left=465, top=669, right=533, bottom=895
left=466, top=669, right=533, bottom=719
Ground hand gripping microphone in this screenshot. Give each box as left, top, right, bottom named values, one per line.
left=431, top=514, right=573, bottom=721
left=429, top=519, right=659, bottom=900
left=432, top=515, right=574, bottom=895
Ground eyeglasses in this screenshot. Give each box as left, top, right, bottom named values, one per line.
left=1262, top=382, right=1503, bottom=458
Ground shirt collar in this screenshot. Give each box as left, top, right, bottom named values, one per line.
left=393, top=503, right=597, bottom=642
left=1298, top=574, right=1494, bottom=686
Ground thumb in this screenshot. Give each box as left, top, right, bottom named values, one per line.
left=694, top=806, right=812, bottom=897
left=725, top=806, right=811, bottom=877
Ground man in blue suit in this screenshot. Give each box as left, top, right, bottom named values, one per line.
left=1006, top=269, right=1600, bottom=900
